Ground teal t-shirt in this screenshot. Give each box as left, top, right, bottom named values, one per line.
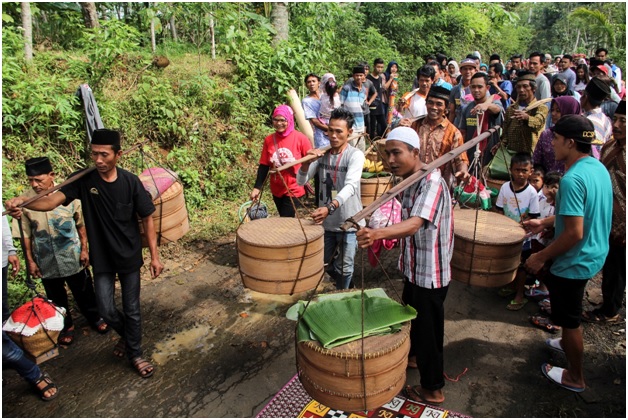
left=551, top=157, right=612, bottom=279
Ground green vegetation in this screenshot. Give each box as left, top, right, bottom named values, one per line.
left=2, top=2, right=626, bottom=304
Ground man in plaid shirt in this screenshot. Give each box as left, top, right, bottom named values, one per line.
left=357, top=126, right=453, bottom=405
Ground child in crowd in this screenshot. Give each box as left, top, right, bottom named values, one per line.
left=528, top=164, right=545, bottom=192
left=495, top=152, right=540, bottom=310
left=527, top=171, right=562, bottom=332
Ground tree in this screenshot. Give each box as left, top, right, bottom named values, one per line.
left=270, top=2, right=288, bottom=44
left=79, top=2, right=99, bottom=28
left=20, top=2, right=33, bottom=63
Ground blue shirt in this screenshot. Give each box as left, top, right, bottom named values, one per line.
left=551, top=157, right=612, bottom=279
left=302, top=95, right=328, bottom=148
left=339, top=81, right=366, bottom=132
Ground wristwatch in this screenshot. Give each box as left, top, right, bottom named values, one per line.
left=326, top=202, right=337, bottom=215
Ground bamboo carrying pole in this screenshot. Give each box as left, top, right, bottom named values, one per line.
left=287, top=89, right=314, bottom=147
left=340, top=126, right=501, bottom=231
left=269, top=132, right=363, bottom=174
left=2, top=139, right=150, bottom=216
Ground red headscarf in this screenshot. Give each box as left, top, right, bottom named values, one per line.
left=272, top=105, right=295, bottom=138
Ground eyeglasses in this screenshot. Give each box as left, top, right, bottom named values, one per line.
left=272, top=118, right=288, bottom=124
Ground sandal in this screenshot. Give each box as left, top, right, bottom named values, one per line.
left=92, top=319, right=110, bottom=334
left=113, top=338, right=126, bottom=358
left=131, top=357, right=154, bottom=379
left=525, top=288, right=549, bottom=298
left=529, top=314, right=561, bottom=333
left=402, top=385, right=444, bottom=405
left=582, top=309, right=621, bottom=324
left=538, top=298, right=552, bottom=315
left=34, top=372, right=59, bottom=401
left=506, top=298, right=528, bottom=311
left=58, top=327, right=75, bottom=346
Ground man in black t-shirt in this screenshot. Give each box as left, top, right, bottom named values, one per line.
left=367, top=58, right=388, bottom=139
left=6, top=129, right=164, bottom=379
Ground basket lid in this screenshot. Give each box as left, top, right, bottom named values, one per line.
left=237, top=217, right=324, bottom=247
left=454, top=208, right=526, bottom=244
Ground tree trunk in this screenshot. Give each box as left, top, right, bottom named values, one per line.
left=573, top=28, right=580, bottom=52
left=210, top=16, right=216, bottom=59
left=150, top=3, right=156, bottom=54
left=270, top=2, right=289, bottom=45
left=169, top=14, right=178, bottom=41
left=79, top=2, right=99, bottom=28
left=21, top=2, right=33, bottom=63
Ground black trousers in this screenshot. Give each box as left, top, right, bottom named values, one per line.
left=369, top=113, right=387, bottom=139
left=42, top=268, right=101, bottom=330
left=402, top=279, right=448, bottom=391
left=601, top=245, right=626, bottom=317
left=272, top=195, right=304, bottom=218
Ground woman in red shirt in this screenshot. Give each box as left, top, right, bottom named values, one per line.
left=250, top=105, right=312, bottom=217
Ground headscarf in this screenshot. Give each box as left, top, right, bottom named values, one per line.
left=384, top=61, right=399, bottom=81
left=321, top=73, right=336, bottom=90
left=551, top=75, right=576, bottom=99
left=551, top=96, right=581, bottom=124
left=272, top=104, right=295, bottom=138
left=447, top=60, right=460, bottom=79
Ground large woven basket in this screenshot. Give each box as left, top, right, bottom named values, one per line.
left=237, top=218, right=324, bottom=294
left=140, top=181, right=190, bottom=246
left=361, top=176, right=392, bottom=207
left=8, top=328, right=60, bottom=358
left=297, top=322, right=410, bottom=412
left=451, top=208, right=525, bottom=288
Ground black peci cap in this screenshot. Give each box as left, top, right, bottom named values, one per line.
left=25, top=157, right=53, bottom=176
left=91, top=129, right=121, bottom=146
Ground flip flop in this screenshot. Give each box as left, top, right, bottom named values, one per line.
left=525, top=288, right=549, bottom=298
left=582, top=310, right=621, bottom=324
left=545, top=337, right=565, bottom=354
left=402, top=385, right=444, bottom=405
left=541, top=363, right=585, bottom=393
left=92, top=318, right=110, bottom=334
left=529, top=315, right=561, bottom=333
left=538, top=298, right=551, bottom=315
left=506, top=298, right=528, bottom=311
left=59, top=327, right=75, bottom=345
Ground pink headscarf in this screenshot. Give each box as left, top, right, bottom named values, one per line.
left=272, top=104, right=295, bottom=138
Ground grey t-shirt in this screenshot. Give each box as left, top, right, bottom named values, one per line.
left=297, top=145, right=365, bottom=231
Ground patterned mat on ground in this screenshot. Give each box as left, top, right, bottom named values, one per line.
left=256, top=374, right=470, bottom=418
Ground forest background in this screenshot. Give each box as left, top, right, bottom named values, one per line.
left=1, top=2, right=626, bottom=303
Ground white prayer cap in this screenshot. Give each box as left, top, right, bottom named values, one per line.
left=386, top=127, right=420, bottom=150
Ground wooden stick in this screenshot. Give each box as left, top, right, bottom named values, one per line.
left=270, top=145, right=332, bottom=173
left=287, top=89, right=314, bottom=147
left=340, top=126, right=501, bottom=231
left=3, top=139, right=151, bottom=216
left=523, top=98, right=552, bottom=112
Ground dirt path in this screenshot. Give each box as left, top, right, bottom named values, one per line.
left=2, top=236, right=625, bottom=417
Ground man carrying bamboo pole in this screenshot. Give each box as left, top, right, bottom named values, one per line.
left=297, top=108, right=365, bottom=290
left=5, top=129, right=163, bottom=379
left=356, top=126, right=453, bottom=405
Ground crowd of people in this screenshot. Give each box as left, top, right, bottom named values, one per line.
left=2, top=46, right=624, bottom=406
left=248, top=47, right=625, bottom=403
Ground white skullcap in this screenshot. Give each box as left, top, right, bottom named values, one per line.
left=386, top=127, right=420, bottom=150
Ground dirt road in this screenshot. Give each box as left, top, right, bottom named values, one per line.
left=2, top=236, right=625, bottom=417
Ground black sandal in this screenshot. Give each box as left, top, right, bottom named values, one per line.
left=58, top=327, right=75, bottom=346
left=34, top=373, right=59, bottom=401
left=113, top=338, right=126, bottom=358
left=131, top=357, right=154, bottom=379
left=92, top=318, right=110, bottom=334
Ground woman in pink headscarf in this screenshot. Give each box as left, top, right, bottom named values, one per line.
left=250, top=104, right=312, bottom=217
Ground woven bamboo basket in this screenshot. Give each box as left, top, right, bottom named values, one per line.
left=8, top=328, right=60, bottom=358
left=297, top=322, right=410, bottom=412
left=452, top=208, right=526, bottom=288
left=361, top=176, right=392, bottom=207
left=140, top=181, right=190, bottom=246
left=237, top=218, right=324, bottom=294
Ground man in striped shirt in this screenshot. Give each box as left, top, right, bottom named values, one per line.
left=357, top=126, right=453, bottom=405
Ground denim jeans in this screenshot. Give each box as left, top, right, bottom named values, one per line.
left=3, top=331, right=42, bottom=384
left=93, top=271, right=142, bottom=360
left=324, top=231, right=357, bottom=290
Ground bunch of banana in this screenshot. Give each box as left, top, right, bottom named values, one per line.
left=363, top=158, right=385, bottom=173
